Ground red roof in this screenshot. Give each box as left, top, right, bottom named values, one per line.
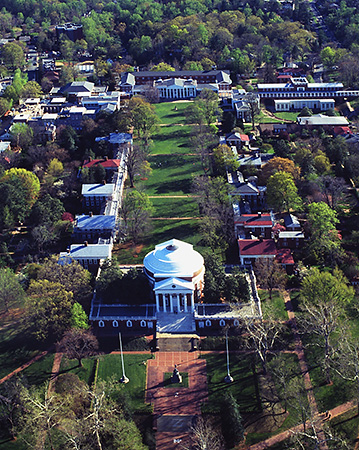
left=236, top=214, right=273, bottom=227
left=83, top=159, right=121, bottom=169
left=276, top=248, right=294, bottom=265
left=238, top=239, right=277, bottom=256
left=240, top=134, right=250, bottom=141
left=334, top=126, right=352, bottom=136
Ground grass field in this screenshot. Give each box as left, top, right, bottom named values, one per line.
left=59, top=356, right=97, bottom=385
left=21, top=353, right=54, bottom=387
left=97, top=353, right=152, bottom=412
left=202, top=353, right=261, bottom=414
left=144, top=154, right=202, bottom=196
left=150, top=125, right=193, bottom=155
left=259, top=289, right=287, bottom=321
left=154, top=102, right=191, bottom=124
left=274, top=112, right=299, bottom=122
left=150, top=197, right=199, bottom=218
left=0, top=319, right=47, bottom=381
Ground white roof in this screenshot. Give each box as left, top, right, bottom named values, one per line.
left=278, top=231, right=305, bottom=238
left=143, top=238, right=204, bottom=277
left=297, top=115, right=348, bottom=126
left=154, top=277, right=194, bottom=291
left=81, top=183, right=115, bottom=196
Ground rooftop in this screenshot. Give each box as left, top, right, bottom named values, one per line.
left=75, top=214, right=116, bottom=230
left=238, top=239, right=277, bottom=256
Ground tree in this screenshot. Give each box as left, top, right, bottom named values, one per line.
left=245, top=92, right=260, bottom=130
left=31, top=225, right=57, bottom=253
left=47, top=158, right=64, bottom=178
left=26, top=279, right=74, bottom=341
left=9, top=123, right=33, bottom=149
left=221, top=392, right=245, bottom=448
left=70, top=302, right=90, bottom=329
left=128, top=97, right=159, bottom=150
left=242, top=312, right=283, bottom=374
left=150, top=62, right=175, bottom=71
left=1, top=168, right=40, bottom=208
left=57, top=329, right=99, bottom=367
left=260, top=156, right=300, bottom=184
left=213, top=144, right=239, bottom=177
left=298, top=268, right=354, bottom=384
left=223, top=267, right=250, bottom=303
left=125, top=144, right=149, bottom=188
left=190, top=129, right=217, bottom=175
left=188, top=416, right=224, bottom=450
left=21, top=81, right=43, bottom=99
left=192, top=176, right=235, bottom=250
left=121, top=189, right=153, bottom=244
left=95, top=259, right=123, bottom=303
left=1, top=42, right=25, bottom=69
left=267, top=171, right=302, bottom=213
left=0, top=267, right=25, bottom=313
left=202, top=254, right=226, bottom=303
left=30, top=194, right=65, bottom=226
left=254, top=259, right=286, bottom=300
left=36, top=256, right=92, bottom=308
left=318, top=175, right=346, bottom=209
left=0, top=97, right=10, bottom=116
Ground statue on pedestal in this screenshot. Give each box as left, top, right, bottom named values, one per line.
left=171, top=364, right=182, bottom=384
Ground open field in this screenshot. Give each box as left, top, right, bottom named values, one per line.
left=154, top=101, right=191, bottom=124
left=259, top=289, right=287, bottom=321
left=150, top=125, right=193, bottom=155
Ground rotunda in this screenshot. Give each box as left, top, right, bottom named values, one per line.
left=143, top=239, right=205, bottom=313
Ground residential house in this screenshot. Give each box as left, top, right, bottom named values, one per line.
left=283, top=213, right=301, bottom=231
left=276, top=248, right=295, bottom=274
left=297, top=114, right=349, bottom=133
left=230, top=173, right=267, bottom=214
left=59, top=242, right=112, bottom=272
left=237, top=152, right=274, bottom=171
left=234, top=212, right=274, bottom=239
left=225, top=132, right=250, bottom=150
left=277, top=231, right=305, bottom=249
left=258, top=123, right=296, bottom=138
left=232, top=90, right=260, bottom=123
left=82, top=183, right=115, bottom=211
left=238, top=238, right=277, bottom=265
left=73, top=214, right=117, bottom=242
left=83, top=158, right=122, bottom=175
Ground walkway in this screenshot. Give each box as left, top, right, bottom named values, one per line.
left=146, top=351, right=208, bottom=450
left=47, top=352, right=63, bottom=397
left=0, top=350, right=48, bottom=385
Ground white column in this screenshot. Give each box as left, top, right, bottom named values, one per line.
left=183, top=294, right=187, bottom=312
left=163, top=294, right=166, bottom=312
left=170, top=294, right=173, bottom=312
left=155, top=293, right=160, bottom=312
left=191, top=292, right=195, bottom=312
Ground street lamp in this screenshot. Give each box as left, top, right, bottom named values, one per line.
left=224, top=329, right=233, bottom=383
left=119, top=332, right=129, bottom=383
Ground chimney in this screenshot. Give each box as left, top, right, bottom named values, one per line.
left=89, top=211, right=93, bottom=217
left=102, top=180, right=106, bottom=184
left=258, top=211, right=262, bottom=218
left=259, top=235, right=263, bottom=242
left=84, top=241, right=88, bottom=246
left=105, top=156, right=108, bottom=160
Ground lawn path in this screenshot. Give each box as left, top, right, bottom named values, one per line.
left=47, top=352, right=63, bottom=397
left=0, top=350, right=48, bottom=384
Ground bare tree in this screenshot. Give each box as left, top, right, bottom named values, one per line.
left=254, top=259, right=286, bottom=300
left=56, top=328, right=99, bottom=367
left=318, top=175, right=346, bottom=210
left=185, top=416, right=224, bottom=450
left=125, top=144, right=149, bottom=188
left=242, top=312, right=283, bottom=374
left=289, top=421, right=350, bottom=450
left=190, top=128, right=217, bottom=176
left=298, top=298, right=342, bottom=385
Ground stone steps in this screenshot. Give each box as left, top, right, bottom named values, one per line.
left=157, top=336, right=198, bottom=352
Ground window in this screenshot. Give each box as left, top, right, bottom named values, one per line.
left=219, top=319, right=225, bottom=327
left=126, top=320, right=132, bottom=327
left=112, top=320, right=118, bottom=327
left=205, top=319, right=212, bottom=327
left=140, top=320, right=146, bottom=327
left=99, top=320, right=104, bottom=327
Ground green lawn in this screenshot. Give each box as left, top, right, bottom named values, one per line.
left=150, top=124, right=193, bottom=155
left=97, top=353, right=152, bottom=412
left=21, top=353, right=54, bottom=387
left=144, top=154, right=202, bottom=196
left=257, top=111, right=284, bottom=124
left=0, top=319, right=47, bottom=381
left=202, top=353, right=261, bottom=414
left=150, top=197, right=199, bottom=218
left=259, top=289, right=287, bottom=321
left=331, top=408, right=359, bottom=447
left=59, top=356, right=97, bottom=386
left=274, top=112, right=299, bottom=122
left=154, top=101, right=192, bottom=124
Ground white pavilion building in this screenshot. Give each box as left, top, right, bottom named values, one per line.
left=143, top=239, right=205, bottom=313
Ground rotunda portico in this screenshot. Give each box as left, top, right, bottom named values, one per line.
left=143, top=239, right=205, bottom=313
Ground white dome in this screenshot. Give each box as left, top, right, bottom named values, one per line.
left=143, top=238, right=204, bottom=277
